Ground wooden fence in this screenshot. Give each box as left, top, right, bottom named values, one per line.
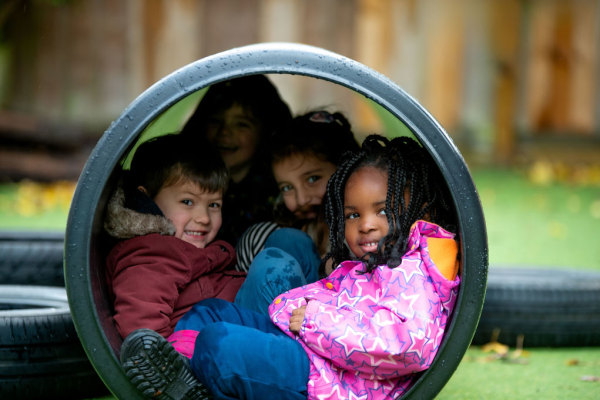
left=1, top=0, right=599, bottom=179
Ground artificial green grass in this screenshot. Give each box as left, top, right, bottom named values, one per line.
left=0, top=206, right=68, bottom=230
left=476, top=167, right=600, bottom=271
left=438, top=346, right=600, bottom=399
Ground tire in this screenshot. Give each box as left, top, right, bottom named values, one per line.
left=65, top=43, right=488, bottom=400
left=0, top=285, right=108, bottom=399
left=0, top=231, right=65, bottom=287
left=472, top=267, right=600, bottom=347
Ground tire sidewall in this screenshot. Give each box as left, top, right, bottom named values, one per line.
left=0, top=285, right=106, bottom=399
left=474, top=267, right=600, bottom=347
left=0, top=231, right=65, bottom=287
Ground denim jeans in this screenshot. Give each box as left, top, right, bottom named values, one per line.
left=177, top=298, right=310, bottom=400
left=234, top=228, right=320, bottom=315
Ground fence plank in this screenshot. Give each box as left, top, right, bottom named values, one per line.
left=423, top=0, right=466, bottom=131
left=354, top=0, right=392, bottom=133
left=569, top=0, right=598, bottom=134
left=491, top=0, right=521, bottom=162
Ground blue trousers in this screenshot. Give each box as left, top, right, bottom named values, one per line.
left=234, top=228, right=320, bottom=315
left=176, top=298, right=310, bottom=400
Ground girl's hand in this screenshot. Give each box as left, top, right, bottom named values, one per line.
left=289, top=305, right=307, bottom=334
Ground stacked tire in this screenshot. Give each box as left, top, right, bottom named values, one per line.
left=0, top=232, right=107, bottom=399
left=472, top=267, right=600, bottom=347
left=0, top=231, right=65, bottom=287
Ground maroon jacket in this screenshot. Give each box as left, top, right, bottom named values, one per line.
left=104, top=188, right=246, bottom=339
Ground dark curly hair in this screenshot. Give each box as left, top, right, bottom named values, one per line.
left=323, top=134, right=457, bottom=273
left=270, top=110, right=360, bottom=227
left=180, top=75, right=292, bottom=155
left=270, top=110, right=359, bottom=166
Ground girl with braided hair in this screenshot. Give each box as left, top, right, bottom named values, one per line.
left=323, top=134, right=458, bottom=272
left=120, top=134, right=461, bottom=400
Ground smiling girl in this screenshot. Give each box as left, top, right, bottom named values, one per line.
left=235, top=110, right=359, bottom=273
left=232, top=110, right=359, bottom=314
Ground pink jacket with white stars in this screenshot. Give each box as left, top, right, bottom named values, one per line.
left=269, top=221, right=460, bottom=400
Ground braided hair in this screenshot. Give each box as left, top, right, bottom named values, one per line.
left=322, top=134, right=457, bottom=272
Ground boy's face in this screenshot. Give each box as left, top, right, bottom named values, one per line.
left=204, top=103, right=261, bottom=179
left=343, top=166, right=389, bottom=259
left=273, top=153, right=337, bottom=221
left=152, top=180, right=223, bottom=249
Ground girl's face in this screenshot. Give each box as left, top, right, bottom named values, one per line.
left=204, top=103, right=261, bottom=182
left=343, top=166, right=389, bottom=259
left=152, top=180, right=223, bottom=249
left=273, top=153, right=337, bottom=221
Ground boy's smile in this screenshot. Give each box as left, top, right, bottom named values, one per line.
left=343, top=166, right=389, bottom=259
left=152, top=180, right=223, bottom=248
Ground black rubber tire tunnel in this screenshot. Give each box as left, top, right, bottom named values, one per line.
left=64, top=42, right=488, bottom=399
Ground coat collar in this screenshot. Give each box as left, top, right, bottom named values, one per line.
left=104, top=187, right=175, bottom=239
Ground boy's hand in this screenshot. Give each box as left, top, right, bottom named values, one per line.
left=289, top=306, right=307, bottom=334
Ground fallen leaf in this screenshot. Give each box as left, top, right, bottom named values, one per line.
left=481, top=341, right=509, bottom=356
left=580, top=375, right=600, bottom=382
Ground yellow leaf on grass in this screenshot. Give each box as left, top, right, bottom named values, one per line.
left=481, top=341, right=509, bottom=356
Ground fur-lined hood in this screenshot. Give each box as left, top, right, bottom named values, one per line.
left=104, top=187, right=176, bottom=239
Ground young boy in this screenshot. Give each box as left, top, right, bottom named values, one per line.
left=104, top=133, right=245, bottom=340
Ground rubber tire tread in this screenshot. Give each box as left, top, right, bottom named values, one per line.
left=0, top=285, right=108, bottom=399
left=472, top=267, right=600, bottom=347
left=0, top=231, right=65, bottom=287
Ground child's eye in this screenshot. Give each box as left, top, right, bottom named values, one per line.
left=307, top=175, right=321, bottom=184
left=234, top=120, right=252, bottom=130
left=181, top=199, right=193, bottom=206
left=208, top=202, right=222, bottom=209
left=378, top=208, right=387, bottom=216
left=345, top=212, right=359, bottom=220
left=279, top=184, right=293, bottom=193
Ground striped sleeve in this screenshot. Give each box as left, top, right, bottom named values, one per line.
left=234, top=221, right=281, bottom=272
